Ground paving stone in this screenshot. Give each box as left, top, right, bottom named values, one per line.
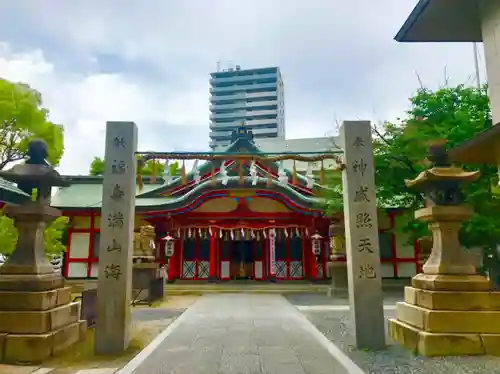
left=131, top=294, right=356, bottom=374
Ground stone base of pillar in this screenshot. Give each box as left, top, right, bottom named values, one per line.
left=388, top=274, right=500, bottom=356
left=326, top=261, right=348, bottom=296
left=0, top=281, right=86, bottom=364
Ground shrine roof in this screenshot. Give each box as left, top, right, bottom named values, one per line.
left=51, top=175, right=322, bottom=212
left=395, top=0, right=482, bottom=42
left=0, top=176, right=30, bottom=204
left=139, top=125, right=337, bottom=198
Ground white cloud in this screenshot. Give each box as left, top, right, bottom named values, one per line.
left=0, top=0, right=489, bottom=175
left=0, top=43, right=210, bottom=175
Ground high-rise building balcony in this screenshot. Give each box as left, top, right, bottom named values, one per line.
left=209, top=82, right=277, bottom=94
left=210, top=73, right=277, bottom=85
left=210, top=109, right=278, bottom=121
left=210, top=91, right=277, bottom=103
left=210, top=100, right=278, bottom=112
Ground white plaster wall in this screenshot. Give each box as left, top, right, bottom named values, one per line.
left=480, top=0, right=500, bottom=124
left=69, top=233, right=90, bottom=259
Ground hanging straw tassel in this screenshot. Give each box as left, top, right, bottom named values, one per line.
left=320, top=160, right=325, bottom=185
left=136, top=159, right=144, bottom=191
left=150, top=159, right=157, bottom=184
left=181, top=160, right=187, bottom=185
left=211, top=163, right=217, bottom=186
left=292, top=160, right=298, bottom=185
left=239, top=160, right=244, bottom=185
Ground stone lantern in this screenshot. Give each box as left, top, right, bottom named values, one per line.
left=0, top=139, right=86, bottom=363
left=388, top=141, right=500, bottom=356
left=327, top=221, right=348, bottom=296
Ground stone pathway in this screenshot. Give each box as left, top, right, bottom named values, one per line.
left=125, top=294, right=360, bottom=374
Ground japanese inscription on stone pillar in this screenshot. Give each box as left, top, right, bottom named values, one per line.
left=340, top=120, right=385, bottom=350
left=95, top=121, right=138, bottom=355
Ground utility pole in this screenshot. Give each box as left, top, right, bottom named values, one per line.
left=473, top=42, right=481, bottom=89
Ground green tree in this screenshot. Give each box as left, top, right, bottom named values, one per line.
left=0, top=78, right=67, bottom=256
left=0, top=78, right=64, bottom=168
left=89, top=156, right=179, bottom=177
left=0, top=212, right=70, bottom=256
left=324, top=84, right=497, bottom=249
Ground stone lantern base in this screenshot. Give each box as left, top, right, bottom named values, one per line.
left=388, top=204, right=500, bottom=356
left=132, top=256, right=164, bottom=304
left=0, top=275, right=87, bottom=363
left=388, top=274, right=500, bottom=356
left=326, top=258, right=348, bottom=296
left=0, top=203, right=86, bottom=364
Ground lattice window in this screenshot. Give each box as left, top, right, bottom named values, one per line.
left=275, top=261, right=286, bottom=278
left=183, top=261, right=195, bottom=278
left=198, top=261, right=209, bottom=279
left=290, top=261, right=303, bottom=278
left=316, top=262, right=324, bottom=278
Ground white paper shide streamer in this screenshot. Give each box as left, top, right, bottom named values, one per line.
left=278, top=161, right=288, bottom=185
left=250, top=160, right=258, bottom=185
left=192, top=160, right=201, bottom=184
left=219, top=161, right=229, bottom=185
left=306, top=162, right=315, bottom=189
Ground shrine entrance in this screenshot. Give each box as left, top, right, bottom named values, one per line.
left=230, top=241, right=254, bottom=280
left=220, top=239, right=265, bottom=280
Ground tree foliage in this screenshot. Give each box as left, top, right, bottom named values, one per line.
left=89, top=156, right=179, bottom=177
left=324, top=84, right=497, bottom=249
left=0, top=78, right=64, bottom=168
left=0, top=78, right=67, bottom=256
left=0, top=213, right=69, bottom=256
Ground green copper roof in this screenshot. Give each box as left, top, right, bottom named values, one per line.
left=0, top=177, right=30, bottom=196
left=51, top=177, right=163, bottom=209
left=52, top=175, right=323, bottom=211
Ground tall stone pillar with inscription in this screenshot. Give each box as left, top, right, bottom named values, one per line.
left=95, top=122, right=137, bottom=355
left=388, top=142, right=500, bottom=356
left=340, top=120, right=385, bottom=350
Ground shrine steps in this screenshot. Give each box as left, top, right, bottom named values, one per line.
left=165, top=281, right=330, bottom=295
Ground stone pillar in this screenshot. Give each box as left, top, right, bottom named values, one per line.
left=95, top=121, right=137, bottom=355
left=480, top=0, right=500, bottom=124
left=340, top=120, right=385, bottom=350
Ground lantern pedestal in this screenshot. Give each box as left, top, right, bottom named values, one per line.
left=0, top=203, right=86, bottom=364
left=327, top=259, right=348, bottom=296
left=132, top=257, right=164, bottom=305
left=327, top=228, right=347, bottom=296
left=388, top=204, right=500, bottom=356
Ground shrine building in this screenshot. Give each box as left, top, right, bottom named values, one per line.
left=0, top=126, right=422, bottom=282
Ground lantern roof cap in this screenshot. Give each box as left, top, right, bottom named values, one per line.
left=405, top=167, right=480, bottom=190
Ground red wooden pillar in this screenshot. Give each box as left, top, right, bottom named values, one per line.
left=309, top=239, right=317, bottom=281
left=177, top=231, right=184, bottom=279
left=209, top=228, right=217, bottom=281
left=167, top=240, right=176, bottom=280
left=301, top=235, right=307, bottom=279
left=285, top=233, right=291, bottom=280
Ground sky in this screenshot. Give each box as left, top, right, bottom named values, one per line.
left=0, top=0, right=488, bottom=175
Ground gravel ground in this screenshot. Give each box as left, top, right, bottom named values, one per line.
left=287, top=294, right=500, bottom=374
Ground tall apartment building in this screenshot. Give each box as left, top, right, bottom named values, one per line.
left=209, top=66, right=285, bottom=149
